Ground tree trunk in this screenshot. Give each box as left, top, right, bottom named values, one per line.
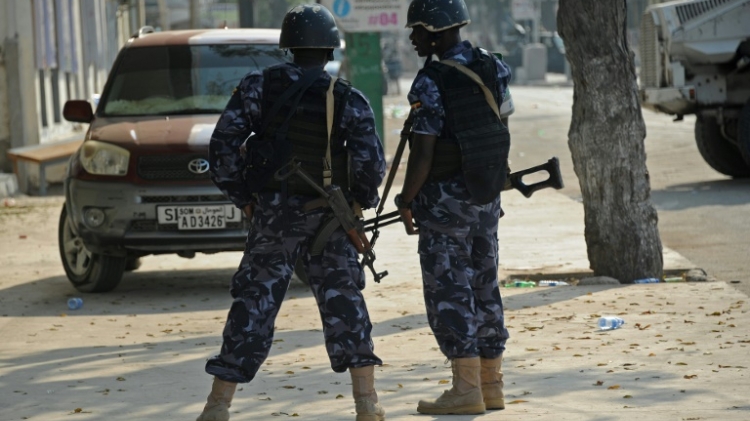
left=557, top=0, right=663, bottom=283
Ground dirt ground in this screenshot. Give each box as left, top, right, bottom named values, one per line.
left=1, top=83, right=749, bottom=421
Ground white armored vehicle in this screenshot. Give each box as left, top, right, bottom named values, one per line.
left=639, top=0, right=750, bottom=177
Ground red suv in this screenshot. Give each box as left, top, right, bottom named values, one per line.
left=60, top=27, right=289, bottom=292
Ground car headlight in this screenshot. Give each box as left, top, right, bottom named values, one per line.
left=79, top=140, right=130, bottom=176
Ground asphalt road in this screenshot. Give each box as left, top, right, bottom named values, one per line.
left=467, top=83, right=750, bottom=295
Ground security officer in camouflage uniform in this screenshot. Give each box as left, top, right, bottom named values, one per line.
left=395, top=0, right=511, bottom=415
left=197, top=5, right=386, bottom=421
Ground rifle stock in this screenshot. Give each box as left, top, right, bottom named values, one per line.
left=363, top=157, right=565, bottom=231
left=506, top=157, right=564, bottom=198
left=274, top=160, right=388, bottom=283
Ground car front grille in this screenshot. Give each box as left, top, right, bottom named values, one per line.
left=639, top=12, right=660, bottom=88
left=138, top=154, right=211, bottom=180
left=675, top=0, right=732, bottom=24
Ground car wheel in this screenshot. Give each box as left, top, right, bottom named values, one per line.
left=58, top=205, right=126, bottom=293
left=694, top=115, right=750, bottom=178
left=739, top=100, right=750, bottom=166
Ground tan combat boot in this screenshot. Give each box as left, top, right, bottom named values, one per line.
left=417, top=357, right=486, bottom=415
left=196, top=377, right=237, bottom=421
left=350, top=366, right=386, bottom=421
left=480, top=356, right=505, bottom=410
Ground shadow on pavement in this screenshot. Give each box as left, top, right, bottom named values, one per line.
left=0, top=268, right=314, bottom=317
left=652, top=179, right=750, bottom=211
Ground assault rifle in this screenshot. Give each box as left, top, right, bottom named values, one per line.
left=363, top=157, right=564, bottom=232
left=274, top=160, right=388, bottom=283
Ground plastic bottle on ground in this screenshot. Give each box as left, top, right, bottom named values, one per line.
left=539, top=280, right=569, bottom=286
left=633, top=278, right=660, bottom=284
left=598, top=316, right=625, bottom=331
left=67, top=297, right=83, bottom=310
left=504, top=280, right=536, bottom=288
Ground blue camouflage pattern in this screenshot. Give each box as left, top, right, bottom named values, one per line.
left=408, top=40, right=511, bottom=136
left=206, top=194, right=383, bottom=382
left=408, top=40, right=511, bottom=359
left=205, top=63, right=385, bottom=383
left=209, top=62, right=385, bottom=209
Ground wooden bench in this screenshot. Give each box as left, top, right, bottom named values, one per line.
left=6, top=138, right=83, bottom=195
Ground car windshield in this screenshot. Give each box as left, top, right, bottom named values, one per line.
left=100, top=44, right=287, bottom=116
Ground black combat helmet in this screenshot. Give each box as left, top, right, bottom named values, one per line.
left=279, top=4, right=341, bottom=49
left=405, top=0, right=471, bottom=32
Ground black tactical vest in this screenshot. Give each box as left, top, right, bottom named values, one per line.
left=422, top=49, right=511, bottom=204
left=250, top=66, right=351, bottom=196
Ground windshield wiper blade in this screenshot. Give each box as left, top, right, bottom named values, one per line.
left=155, top=109, right=223, bottom=115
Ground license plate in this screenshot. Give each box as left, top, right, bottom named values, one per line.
left=157, top=205, right=241, bottom=230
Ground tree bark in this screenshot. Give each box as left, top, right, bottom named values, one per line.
left=557, top=0, right=663, bottom=283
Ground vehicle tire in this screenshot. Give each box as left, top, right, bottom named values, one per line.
left=739, top=100, right=750, bottom=167
left=694, top=115, right=750, bottom=178
left=293, top=258, right=309, bottom=286
left=58, top=205, right=126, bottom=293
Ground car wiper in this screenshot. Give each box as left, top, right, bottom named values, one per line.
left=154, top=109, right=223, bottom=116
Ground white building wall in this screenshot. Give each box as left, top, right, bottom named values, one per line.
left=0, top=0, right=126, bottom=191
left=0, top=1, right=38, bottom=174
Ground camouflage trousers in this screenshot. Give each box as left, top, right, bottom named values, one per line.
left=205, top=193, right=382, bottom=383
left=413, top=177, right=510, bottom=359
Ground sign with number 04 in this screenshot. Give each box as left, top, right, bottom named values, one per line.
left=320, top=0, right=406, bottom=33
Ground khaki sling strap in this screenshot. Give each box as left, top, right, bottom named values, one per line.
left=323, top=76, right=337, bottom=187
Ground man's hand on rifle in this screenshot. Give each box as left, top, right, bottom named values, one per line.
left=395, top=194, right=418, bottom=235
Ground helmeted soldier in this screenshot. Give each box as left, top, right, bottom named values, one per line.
left=396, top=0, right=512, bottom=415
left=197, top=4, right=386, bottom=421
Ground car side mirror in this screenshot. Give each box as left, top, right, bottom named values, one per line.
left=63, top=100, right=94, bottom=123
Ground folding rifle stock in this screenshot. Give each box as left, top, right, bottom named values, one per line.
left=363, top=157, right=565, bottom=231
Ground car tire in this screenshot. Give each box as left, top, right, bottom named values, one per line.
left=58, top=205, right=126, bottom=293
left=739, top=100, right=750, bottom=166
left=695, top=115, right=750, bottom=178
